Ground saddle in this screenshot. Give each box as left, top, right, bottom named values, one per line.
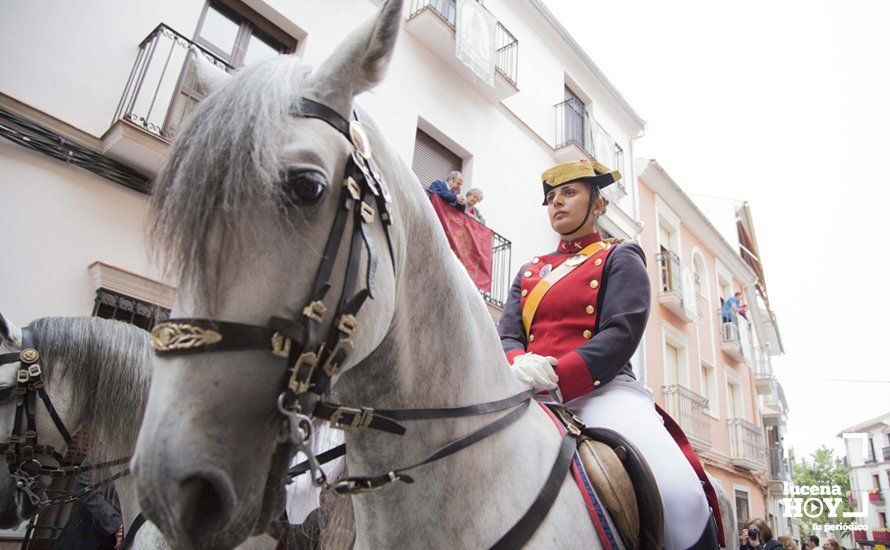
left=549, top=406, right=664, bottom=550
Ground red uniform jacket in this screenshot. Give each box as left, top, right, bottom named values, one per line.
left=497, top=232, right=650, bottom=402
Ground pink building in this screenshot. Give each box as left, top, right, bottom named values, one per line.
left=634, top=160, right=788, bottom=537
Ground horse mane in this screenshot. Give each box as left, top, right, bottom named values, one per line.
left=148, top=55, right=312, bottom=307
left=28, top=317, right=152, bottom=471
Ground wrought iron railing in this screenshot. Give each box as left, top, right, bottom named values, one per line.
left=113, top=24, right=232, bottom=141
left=425, top=191, right=512, bottom=308
left=656, top=250, right=682, bottom=295
left=767, top=443, right=787, bottom=481
left=554, top=98, right=625, bottom=190
left=662, top=385, right=711, bottom=445
left=408, top=0, right=519, bottom=86
left=727, top=418, right=765, bottom=466
left=753, top=355, right=774, bottom=380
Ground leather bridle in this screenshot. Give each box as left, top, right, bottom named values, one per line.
left=0, top=329, right=130, bottom=509
left=149, top=97, right=577, bottom=548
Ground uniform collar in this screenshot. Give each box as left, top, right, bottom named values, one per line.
left=558, top=232, right=602, bottom=254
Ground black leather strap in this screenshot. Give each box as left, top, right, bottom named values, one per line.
left=293, top=99, right=351, bottom=140
left=0, top=352, right=18, bottom=364
left=152, top=319, right=278, bottom=356
left=334, top=400, right=530, bottom=495
left=489, top=433, right=576, bottom=549
left=376, top=390, right=534, bottom=421
left=120, top=512, right=147, bottom=550
left=313, top=402, right=405, bottom=435
left=288, top=443, right=346, bottom=480
left=36, top=386, right=72, bottom=444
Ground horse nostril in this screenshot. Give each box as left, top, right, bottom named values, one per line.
left=175, top=472, right=236, bottom=541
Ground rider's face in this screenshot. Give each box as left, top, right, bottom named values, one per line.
left=547, top=183, right=592, bottom=234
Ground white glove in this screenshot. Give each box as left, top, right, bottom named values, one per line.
left=512, top=353, right=558, bottom=390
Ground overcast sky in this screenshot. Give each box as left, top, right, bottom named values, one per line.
left=543, top=0, right=890, bottom=459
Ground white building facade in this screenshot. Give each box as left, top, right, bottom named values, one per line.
left=841, top=413, right=890, bottom=547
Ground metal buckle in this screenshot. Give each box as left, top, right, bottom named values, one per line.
left=321, top=338, right=355, bottom=377
left=360, top=202, right=375, bottom=223
left=271, top=332, right=291, bottom=358
left=343, top=177, right=362, bottom=201
left=17, top=370, right=29, bottom=384
left=329, top=406, right=373, bottom=431
left=302, top=300, right=327, bottom=324
left=27, top=364, right=41, bottom=379
left=288, top=351, right=319, bottom=394
left=337, top=314, right=357, bottom=336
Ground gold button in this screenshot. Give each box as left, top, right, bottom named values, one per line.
left=521, top=289, right=528, bottom=297
left=593, top=380, right=601, bottom=387
left=589, top=279, right=599, bottom=289
left=583, top=330, right=592, bottom=339
left=529, top=334, right=535, bottom=343
left=532, top=257, right=540, bottom=264
left=594, top=258, right=603, bottom=266
left=586, top=305, right=595, bottom=315
left=524, top=270, right=532, bottom=278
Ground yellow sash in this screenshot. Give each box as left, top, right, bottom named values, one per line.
left=521, top=241, right=609, bottom=337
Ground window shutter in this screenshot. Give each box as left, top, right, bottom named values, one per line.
left=412, top=129, right=462, bottom=189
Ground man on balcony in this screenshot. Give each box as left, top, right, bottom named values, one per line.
left=428, top=171, right=466, bottom=209
left=721, top=291, right=742, bottom=323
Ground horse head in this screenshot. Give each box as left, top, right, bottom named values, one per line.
left=133, top=1, right=407, bottom=547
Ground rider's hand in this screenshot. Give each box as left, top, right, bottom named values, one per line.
left=512, top=353, right=558, bottom=390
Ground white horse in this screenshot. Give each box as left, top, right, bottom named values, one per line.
left=0, top=314, right=275, bottom=549
left=133, top=1, right=729, bottom=548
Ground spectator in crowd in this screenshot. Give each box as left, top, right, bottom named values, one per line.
left=721, top=291, right=742, bottom=323
left=739, top=518, right=782, bottom=550
left=465, top=188, right=485, bottom=225
left=821, top=540, right=841, bottom=550
left=777, top=535, right=795, bottom=550
left=805, top=534, right=820, bottom=549
left=428, top=171, right=466, bottom=209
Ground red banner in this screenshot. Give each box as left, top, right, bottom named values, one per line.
left=429, top=194, right=493, bottom=291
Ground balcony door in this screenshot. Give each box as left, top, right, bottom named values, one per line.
left=563, top=86, right=587, bottom=149
left=166, top=1, right=297, bottom=134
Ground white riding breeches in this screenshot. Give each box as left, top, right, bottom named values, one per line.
left=566, top=376, right=710, bottom=550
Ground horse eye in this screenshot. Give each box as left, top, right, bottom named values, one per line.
left=284, top=168, right=328, bottom=206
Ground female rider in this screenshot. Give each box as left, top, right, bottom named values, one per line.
left=497, top=160, right=720, bottom=549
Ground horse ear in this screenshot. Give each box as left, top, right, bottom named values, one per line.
left=191, top=47, right=232, bottom=95
left=0, top=312, right=23, bottom=351
left=306, top=0, right=404, bottom=117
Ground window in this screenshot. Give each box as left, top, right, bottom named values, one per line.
left=412, top=129, right=463, bottom=189
left=563, top=85, right=587, bottom=148
left=726, top=374, right=744, bottom=419
left=879, top=512, right=887, bottom=529
left=166, top=1, right=297, bottom=134
left=93, top=289, right=170, bottom=331
left=734, top=489, right=750, bottom=534
left=873, top=473, right=881, bottom=489
left=700, top=361, right=719, bottom=416
left=662, top=322, right=689, bottom=387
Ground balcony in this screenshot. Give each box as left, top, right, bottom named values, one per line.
left=103, top=24, right=232, bottom=175
left=766, top=443, right=789, bottom=495
left=662, top=385, right=711, bottom=452
left=868, top=489, right=884, bottom=503
left=655, top=251, right=698, bottom=322
left=720, top=317, right=745, bottom=363
left=753, top=355, right=776, bottom=395
left=407, top=0, right=518, bottom=102
left=727, top=418, right=766, bottom=471
left=553, top=98, right=626, bottom=197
